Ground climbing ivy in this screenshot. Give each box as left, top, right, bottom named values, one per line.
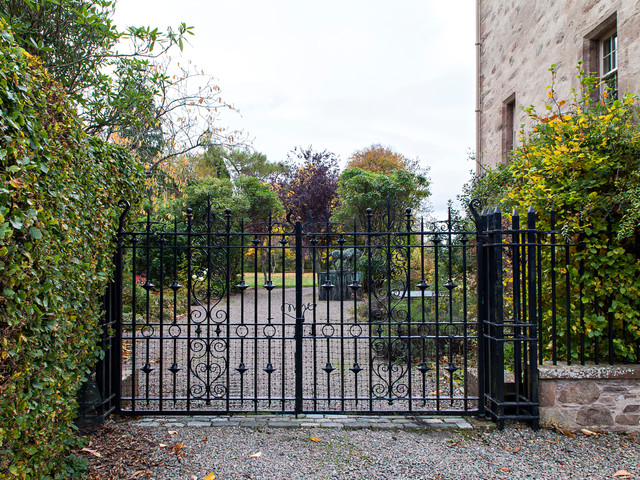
left=0, top=20, right=144, bottom=479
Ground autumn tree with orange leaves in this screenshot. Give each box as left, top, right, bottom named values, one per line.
left=346, top=144, right=424, bottom=175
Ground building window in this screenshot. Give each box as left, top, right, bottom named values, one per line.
left=502, top=94, right=516, bottom=162
left=584, top=14, right=617, bottom=100
left=601, top=31, right=617, bottom=98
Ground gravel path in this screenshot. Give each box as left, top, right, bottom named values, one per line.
left=85, top=420, right=640, bottom=480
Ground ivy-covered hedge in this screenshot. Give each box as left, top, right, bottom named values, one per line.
left=0, top=20, right=144, bottom=479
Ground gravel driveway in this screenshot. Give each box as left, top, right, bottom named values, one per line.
left=122, top=286, right=477, bottom=414
left=84, top=420, right=639, bottom=480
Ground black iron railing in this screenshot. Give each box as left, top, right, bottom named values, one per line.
left=100, top=200, right=484, bottom=417
left=474, top=206, right=539, bottom=428
left=475, top=205, right=640, bottom=426
left=93, top=199, right=640, bottom=427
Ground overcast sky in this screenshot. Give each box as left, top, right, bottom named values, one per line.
left=113, top=1, right=476, bottom=217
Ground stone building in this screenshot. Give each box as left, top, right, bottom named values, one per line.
left=476, top=0, right=640, bottom=172
left=476, top=1, right=640, bottom=432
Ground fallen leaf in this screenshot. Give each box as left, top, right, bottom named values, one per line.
left=310, top=437, right=322, bottom=442
left=81, top=448, right=102, bottom=458
left=168, top=443, right=186, bottom=456
left=614, top=471, right=632, bottom=478
left=553, top=423, right=576, bottom=438
left=581, top=429, right=596, bottom=436
left=168, top=430, right=178, bottom=435
left=202, top=436, right=209, bottom=442
left=545, top=440, right=556, bottom=444
left=250, top=451, right=262, bottom=458
left=231, top=456, right=238, bottom=459
left=159, top=443, right=168, bottom=448
left=204, top=473, right=216, bottom=480
left=512, top=445, right=520, bottom=454
left=501, top=466, right=510, bottom=472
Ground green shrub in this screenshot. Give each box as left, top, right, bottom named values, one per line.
left=141, top=175, right=285, bottom=294
left=507, top=71, right=640, bottom=362
left=464, top=67, right=640, bottom=362
left=122, top=282, right=150, bottom=317
left=332, top=168, right=430, bottom=230
left=457, top=163, right=514, bottom=216
left=0, top=20, right=144, bottom=479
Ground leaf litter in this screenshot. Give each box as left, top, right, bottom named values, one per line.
left=79, top=424, right=163, bottom=480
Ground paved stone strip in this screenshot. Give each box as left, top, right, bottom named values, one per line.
left=127, top=414, right=486, bottom=430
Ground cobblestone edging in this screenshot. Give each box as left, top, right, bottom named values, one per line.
left=126, top=414, right=482, bottom=430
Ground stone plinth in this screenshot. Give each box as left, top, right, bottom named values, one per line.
left=539, top=364, right=640, bottom=432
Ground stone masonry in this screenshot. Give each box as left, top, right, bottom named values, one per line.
left=539, top=364, right=640, bottom=431
left=477, top=0, right=640, bottom=171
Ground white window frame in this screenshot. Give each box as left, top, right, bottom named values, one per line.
left=600, top=30, right=618, bottom=98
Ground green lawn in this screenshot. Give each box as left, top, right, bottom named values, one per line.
left=242, top=272, right=315, bottom=289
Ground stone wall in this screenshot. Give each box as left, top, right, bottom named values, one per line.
left=539, top=364, right=640, bottom=431
left=477, top=0, right=640, bottom=171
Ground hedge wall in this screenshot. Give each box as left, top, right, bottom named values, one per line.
left=0, top=20, right=144, bottom=479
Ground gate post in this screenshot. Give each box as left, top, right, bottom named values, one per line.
left=111, top=222, right=124, bottom=414
left=489, top=207, right=505, bottom=428
left=92, top=201, right=128, bottom=420
left=478, top=211, right=489, bottom=418
left=470, top=200, right=488, bottom=418
left=112, top=200, right=128, bottom=414
left=527, top=207, right=540, bottom=429
left=294, top=220, right=304, bottom=415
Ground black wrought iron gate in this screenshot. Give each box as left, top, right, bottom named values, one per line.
left=98, top=200, right=538, bottom=424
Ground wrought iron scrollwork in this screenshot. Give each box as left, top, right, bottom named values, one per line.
left=188, top=338, right=228, bottom=401
left=116, top=197, right=482, bottom=416
left=366, top=211, right=414, bottom=404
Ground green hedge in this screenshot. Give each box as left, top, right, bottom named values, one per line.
left=0, top=20, right=144, bottom=479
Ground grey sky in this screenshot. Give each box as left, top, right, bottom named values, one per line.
left=114, top=1, right=476, bottom=217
